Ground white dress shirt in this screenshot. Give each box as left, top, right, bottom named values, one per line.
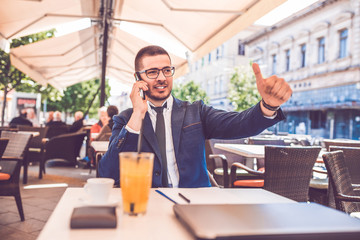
left=126, top=96, right=180, bottom=187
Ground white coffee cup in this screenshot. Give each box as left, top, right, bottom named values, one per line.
left=84, top=178, right=114, bottom=204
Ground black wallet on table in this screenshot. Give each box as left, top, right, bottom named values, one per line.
left=70, top=206, right=117, bottom=229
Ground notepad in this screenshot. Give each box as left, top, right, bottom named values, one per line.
left=173, top=203, right=360, bottom=240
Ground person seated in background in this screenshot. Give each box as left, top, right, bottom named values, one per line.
left=26, top=108, right=39, bottom=127
left=84, top=106, right=113, bottom=169
left=46, top=111, right=54, bottom=126
left=94, top=105, right=118, bottom=141
left=9, top=109, right=33, bottom=128
left=90, top=106, right=109, bottom=141
left=69, top=111, right=84, bottom=133
left=46, top=111, right=66, bottom=127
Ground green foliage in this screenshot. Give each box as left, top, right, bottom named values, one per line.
left=1, top=29, right=110, bottom=121
left=228, top=65, right=261, bottom=111
left=0, top=30, right=56, bottom=125
left=50, top=79, right=111, bottom=118
left=172, top=80, right=209, bottom=104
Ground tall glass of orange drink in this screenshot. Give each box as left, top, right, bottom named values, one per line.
left=120, top=152, right=154, bottom=216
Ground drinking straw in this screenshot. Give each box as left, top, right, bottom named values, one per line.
left=137, top=118, right=145, bottom=154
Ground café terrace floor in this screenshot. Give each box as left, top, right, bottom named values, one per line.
left=0, top=162, right=96, bottom=240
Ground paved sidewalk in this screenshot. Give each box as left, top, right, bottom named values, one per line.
left=0, top=162, right=96, bottom=240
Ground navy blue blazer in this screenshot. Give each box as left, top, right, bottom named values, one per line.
left=98, top=97, right=285, bottom=187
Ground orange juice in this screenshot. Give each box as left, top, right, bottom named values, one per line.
left=120, top=152, right=154, bottom=215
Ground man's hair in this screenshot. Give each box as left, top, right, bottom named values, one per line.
left=107, top=105, right=119, bottom=118
left=134, top=45, right=171, bottom=71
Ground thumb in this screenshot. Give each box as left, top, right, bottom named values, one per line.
left=252, top=62, right=263, bottom=82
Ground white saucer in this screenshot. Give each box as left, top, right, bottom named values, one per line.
left=79, top=197, right=120, bottom=206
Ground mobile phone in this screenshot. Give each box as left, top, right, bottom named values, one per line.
left=134, top=72, right=146, bottom=100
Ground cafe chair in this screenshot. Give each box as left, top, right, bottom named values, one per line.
left=46, top=124, right=69, bottom=139
left=322, top=146, right=360, bottom=209
left=329, top=146, right=360, bottom=184
left=0, top=131, right=33, bottom=182
left=18, top=126, right=49, bottom=184
left=205, top=138, right=248, bottom=188
left=322, top=150, right=360, bottom=214
left=247, top=137, right=287, bottom=169
left=39, top=132, right=86, bottom=179
left=0, top=134, right=32, bottom=221
left=230, top=146, right=321, bottom=202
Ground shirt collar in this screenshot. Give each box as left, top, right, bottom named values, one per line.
left=148, top=95, right=173, bottom=113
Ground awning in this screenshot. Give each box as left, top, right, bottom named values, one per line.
left=10, top=26, right=185, bottom=89
left=2, top=0, right=286, bottom=93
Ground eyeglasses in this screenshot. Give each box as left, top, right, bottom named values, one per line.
left=137, top=66, right=175, bottom=79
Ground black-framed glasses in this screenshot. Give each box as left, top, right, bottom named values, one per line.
left=137, top=66, right=175, bottom=79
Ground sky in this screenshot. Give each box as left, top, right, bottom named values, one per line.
left=254, top=0, right=319, bottom=26
left=54, top=0, right=320, bottom=97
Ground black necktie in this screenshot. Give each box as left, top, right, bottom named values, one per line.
left=152, top=104, right=168, bottom=187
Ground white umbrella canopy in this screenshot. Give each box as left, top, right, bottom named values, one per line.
left=0, top=0, right=100, bottom=40
left=10, top=25, right=187, bottom=90
left=4, top=0, right=286, bottom=90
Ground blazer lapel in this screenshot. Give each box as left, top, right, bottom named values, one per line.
left=171, top=98, right=186, bottom=159
left=142, top=113, right=162, bottom=162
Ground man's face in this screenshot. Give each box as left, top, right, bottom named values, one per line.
left=139, top=54, right=173, bottom=102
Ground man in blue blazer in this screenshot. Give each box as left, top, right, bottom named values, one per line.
left=99, top=45, right=292, bottom=188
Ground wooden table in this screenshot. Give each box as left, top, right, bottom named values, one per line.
left=17, top=131, right=40, bottom=137
left=37, top=187, right=295, bottom=240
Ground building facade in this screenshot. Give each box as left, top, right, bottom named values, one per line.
left=245, top=0, right=360, bottom=139
left=183, top=26, right=263, bottom=110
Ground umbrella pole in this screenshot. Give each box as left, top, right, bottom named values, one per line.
left=100, top=0, right=114, bottom=107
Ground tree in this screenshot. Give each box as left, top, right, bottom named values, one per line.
left=53, top=78, right=111, bottom=119
left=0, top=30, right=55, bottom=125
left=172, top=80, right=209, bottom=104
left=228, top=65, right=261, bottom=111
left=19, top=78, right=111, bottom=120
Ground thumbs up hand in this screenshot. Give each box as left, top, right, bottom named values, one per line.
left=252, top=62, right=292, bottom=110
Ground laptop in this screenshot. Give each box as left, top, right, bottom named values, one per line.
left=173, top=203, right=360, bottom=240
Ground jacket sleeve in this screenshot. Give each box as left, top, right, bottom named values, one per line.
left=200, top=101, right=286, bottom=140
left=98, top=109, right=138, bottom=185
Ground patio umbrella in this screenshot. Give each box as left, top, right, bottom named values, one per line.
left=2, top=0, right=286, bottom=105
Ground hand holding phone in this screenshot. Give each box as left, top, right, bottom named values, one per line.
left=135, top=73, right=146, bottom=100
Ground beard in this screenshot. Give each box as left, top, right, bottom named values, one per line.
left=145, top=89, right=171, bottom=101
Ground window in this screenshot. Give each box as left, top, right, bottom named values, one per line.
left=272, top=54, right=277, bottom=74
left=310, top=111, right=326, bottom=129
left=208, top=53, right=211, bottom=64
left=318, top=37, right=325, bottom=64
left=216, top=48, right=220, bottom=60
left=219, top=75, right=224, bottom=94
left=339, top=29, right=348, bottom=59
left=214, top=77, right=218, bottom=95
left=238, top=40, right=245, bottom=55
left=285, top=49, right=290, bottom=72
left=300, top=44, right=306, bottom=68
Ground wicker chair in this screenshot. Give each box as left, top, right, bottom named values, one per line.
left=0, top=133, right=33, bottom=221
left=230, top=146, right=321, bottom=202
left=205, top=138, right=247, bottom=188
left=322, top=150, right=360, bottom=213
left=0, top=131, right=32, bottom=181
left=18, top=126, right=49, bottom=184
left=329, top=146, right=360, bottom=184
left=39, top=132, right=86, bottom=178
left=46, top=124, right=69, bottom=139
